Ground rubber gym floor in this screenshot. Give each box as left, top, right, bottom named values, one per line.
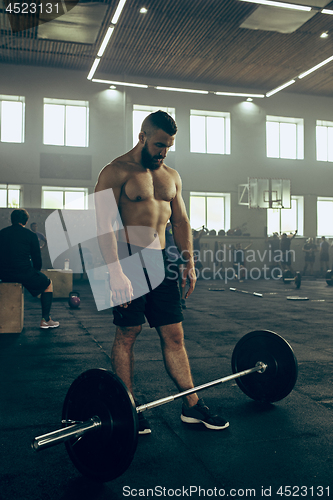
left=1, top=276, right=333, bottom=500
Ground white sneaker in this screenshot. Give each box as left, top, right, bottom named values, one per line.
left=40, top=318, right=60, bottom=329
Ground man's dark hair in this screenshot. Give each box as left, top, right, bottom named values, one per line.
left=11, top=208, right=29, bottom=226
left=141, top=110, right=177, bottom=138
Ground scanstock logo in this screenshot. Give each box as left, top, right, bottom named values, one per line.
left=45, top=189, right=165, bottom=311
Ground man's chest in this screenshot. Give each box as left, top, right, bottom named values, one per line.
left=123, top=171, right=176, bottom=202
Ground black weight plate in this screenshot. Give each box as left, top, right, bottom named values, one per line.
left=326, top=270, right=333, bottom=286
left=231, top=330, right=298, bottom=403
left=62, top=369, right=138, bottom=482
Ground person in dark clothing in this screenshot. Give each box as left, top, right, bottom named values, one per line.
left=280, top=230, right=297, bottom=272
left=319, top=236, right=330, bottom=275
left=302, top=237, right=317, bottom=276
left=0, top=209, right=59, bottom=329
left=30, top=222, right=47, bottom=249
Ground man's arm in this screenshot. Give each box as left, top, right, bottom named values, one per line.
left=94, top=163, right=133, bottom=306
left=170, top=171, right=196, bottom=298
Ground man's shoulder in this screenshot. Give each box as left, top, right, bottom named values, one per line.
left=162, top=164, right=181, bottom=183
left=100, top=154, right=135, bottom=178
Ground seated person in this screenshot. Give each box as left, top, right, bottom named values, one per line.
left=0, top=209, right=59, bottom=329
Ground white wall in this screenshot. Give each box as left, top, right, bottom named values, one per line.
left=1, top=62, right=333, bottom=240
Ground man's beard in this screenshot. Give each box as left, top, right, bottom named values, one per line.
left=141, top=143, right=163, bottom=170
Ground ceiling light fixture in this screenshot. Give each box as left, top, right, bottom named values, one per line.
left=93, top=79, right=149, bottom=88
left=320, top=31, right=329, bottom=38
left=155, top=86, right=209, bottom=94
left=298, top=55, right=333, bottom=79
left=215, top=91, right=265, bottom=98
left=97, top=26, right=115, bottom=57
left=266, top=79, right=295, bottom=97
left=239, top=0, right=311, bottom=12
left=140, top=7, right=148, bottom=14
left=111, top=0, right=127, bottom=24
left=87, top=58, right=101, bottom=81
left=321, top=8, right=333, bottom=15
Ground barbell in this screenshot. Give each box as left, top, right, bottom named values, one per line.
left=31, top=330, right=298, bottom=483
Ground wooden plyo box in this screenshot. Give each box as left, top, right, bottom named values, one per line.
left=43, top=269, right=73, bottom=299
left=0, top=283, right=24, bottom=334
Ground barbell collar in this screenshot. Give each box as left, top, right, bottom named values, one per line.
left=32, top=415, right=102, bottom=451
left=136, top=362, right=267, bottom=413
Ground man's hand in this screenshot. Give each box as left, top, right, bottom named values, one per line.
left=109, top=270, right=134, bottom=307
left=181, top=260, right=197, bottom=299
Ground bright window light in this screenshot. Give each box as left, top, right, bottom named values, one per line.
left=266, top=116, right=303, bottom=160
left=43, top=99, right=89, bottom=147
left=0, top=184, right=21, bottom=208
left=190, top=110, right=230, bottom=155
left=42, top=187, right=88, bottom=210
left=190, top=192, right=231, bottom=232
left=267, top=197, right=303, bottom=235
left=317, top=198, right=333, bottom=236
left=0, top=96, right=25, bottom=143
left=316, top=120, right=333, bottom=162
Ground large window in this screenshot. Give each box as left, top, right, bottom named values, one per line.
left=267, top=196, right=304, bottom=235
left=190, top=192, right=231, bottom=232
left=266, top=115, right=304, bottom=160
left=190, top=110, right=230, bottom=154
left=43, top=98, right=89, bottom=147
left=317, top=197, right=333, bottom=237
left=0, top=184, right=21, bottom=208
left=0, top=95, right=25, bottom=143
left=133, top=105, right=176, bottom=150
left=42, top=187, right=88, bottom=210
left=316, top=120, right=333, bottom=162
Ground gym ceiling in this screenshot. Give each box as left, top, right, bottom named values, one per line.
left=1, top=0, right=333, bottom=97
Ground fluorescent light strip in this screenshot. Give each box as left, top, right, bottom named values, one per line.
left=239, top=0, right=311, bottom=11
left=266, top=79, right=295, bottom=97
left=111, top=0, right=127, bottom=24
left=298, top=55, right=333, bottom=79
left=97, top=26, right=115, bottom=57
left=87, top=58, right=101, bottom=81
left=322, top=9, right=333, bottom=14
left=215, top=91, right=265, bottom=98
left=92, top=79, right=148, bottom=88
left=155, top=86, right=209, bottom=94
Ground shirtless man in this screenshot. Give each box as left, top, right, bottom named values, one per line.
left=95, top=111, right=228, bottom=434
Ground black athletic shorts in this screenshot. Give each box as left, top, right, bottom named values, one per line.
left=0, top=269, right=50, bottom=297
left=112, top=252, right=184, bottom=328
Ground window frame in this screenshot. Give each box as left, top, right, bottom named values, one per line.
left=43, top=98, right=89, bottom=148
left=189, top=191, right=231, bottom=232
left=42, top=186, right=89, bottom=210
left=0, top=94, right=25, bottom=144
left=266, top=115, right=304, bottom=160
left=316, top=120, right=333, bottom=162
left=317, top=197, right=333, bottom=237
left=0, top=184, right=22, bottom=208
left=190, top=109, right=231, bottom=155
left=267, top=196, right=304, bottom=236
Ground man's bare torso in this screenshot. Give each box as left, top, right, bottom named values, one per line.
left=99, top=151, right=179, bottom=249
